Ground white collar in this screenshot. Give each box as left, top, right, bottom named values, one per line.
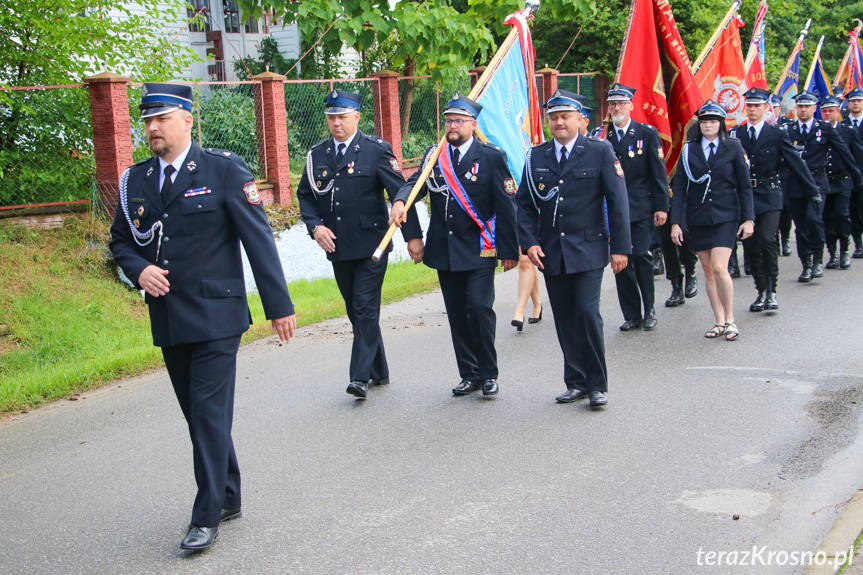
left=452, top=136, right=474, bottom=159
left=613, top=119, right=631, bottom=137
left=554, top=134, right=578, bottom=157
left=702, top=137, right=719, bottom=157
left=747, top=119, right=765, bottom=139
left=799, top=118, right=814, bottom=131
left=158, top=141, right=192, bottom=181
left=333, top=130, right=357, bottom=151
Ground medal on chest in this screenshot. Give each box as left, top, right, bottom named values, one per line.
left=627, top=145, right=635, bottom=158
left=637, top=140, right=643, bottom=155
left=347, top=161, right=355, bottom=174
left=468, top=163, right=479, bottom=181
left=815, top=129, right=822, bottom=143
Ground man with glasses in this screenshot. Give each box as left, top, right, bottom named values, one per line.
left=605, top=83, right=669, bottom=332
left=390, top=94, right=518, bottom=397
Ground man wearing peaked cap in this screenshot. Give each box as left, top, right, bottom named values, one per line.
left=110, top=83, right=297, bottom=551
left=732, top=87, right=818, bottom=312
left=785, top=90, right=863, bottom=281
left=818, top=95, right=863, bottom=270
left=841, top=87, right=863, bottom=257
left=579, top=104, right=592, bottom=136
left=390, top=93, right=518, bottom=398
left=517, top=89, right=631, bottom=409
left=605, top=83, right=669, bottom=333
left=297, top=89, right=422, bottom=400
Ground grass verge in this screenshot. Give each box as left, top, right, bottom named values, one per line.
left=0, top=216, right=438, bottom=414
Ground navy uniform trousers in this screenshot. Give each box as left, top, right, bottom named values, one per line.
left=615, top=217, right=654, bottom=320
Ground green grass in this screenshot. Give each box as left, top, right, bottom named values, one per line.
left=0, top=217, right=438, bottom=414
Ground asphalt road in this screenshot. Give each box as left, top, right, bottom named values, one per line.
left=3, top=252, right=863, bottom=574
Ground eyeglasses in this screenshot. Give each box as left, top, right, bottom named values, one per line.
left=444, top=118, right=471, bottom=127
left=607, top=102, right=630, bottom=109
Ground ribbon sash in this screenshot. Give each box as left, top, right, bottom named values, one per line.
left=438, top=143, right=497, bottom=257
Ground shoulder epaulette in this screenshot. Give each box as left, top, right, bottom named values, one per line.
left=481, top=141, right=502, bottom=151
left=587, top=134, right=600, bottom=142
left=363, top=134, right=389, bottom=147
left=310, top=139, right=329, bottom=150
left=203, top=147, right=238, bottom=160
left=130, top=156, right=153, bottom=169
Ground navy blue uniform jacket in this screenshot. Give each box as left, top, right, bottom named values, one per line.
left=109, top=143, right=294, bottom=348
left=607, top=120, right=669, bottom=220
left=396, top=140, right=518, bottom=272
left=785, top=120, right=863, bottom=198
left=671, top=138, right=755, bottom=227
left=296, top=131, right=421, bottom=261
left=827, top=122, right=863, bottom=192
left=516, top=136, right=632, bottom=276
left=731, top=123, right=818, bottom=214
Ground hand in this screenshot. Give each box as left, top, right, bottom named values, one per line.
left=271, top=315, right=297, bottom=342
left=313, top=225, right=337, bottom=253
left=389, top=201, right=407, bottom=228
left=407, top=238, right=424, bottom=263
left=670, top=224, right=684, bottom=247
left=738, top=220, right=754, bottom=241
left=810, top=194, right=823, bottom=215
left=526, top=245, right=545, bottom=270
left=138, top=265, right=170, bottom=297
left=653, top=211, right=668, bottom=227
left=610, top=254, right=628, bottom=274
left=501, top=259, right=518, bottom=272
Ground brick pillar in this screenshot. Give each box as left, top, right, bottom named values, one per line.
left=84, top=72, right=133, bottom=217
left=537, top=68, right=559, bottom=118
left=252, top=71, right=291, bottom=205
left=595, top=75, right=613, bottom=127
left=372, top=70, right=402, bottom=164
left=470, top=66, right=487, bottom=89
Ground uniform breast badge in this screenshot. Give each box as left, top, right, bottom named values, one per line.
left=186, top=160, right=196, bottom=172
left=538, top=183, right=545, bottom=191
left=146, top=167, right=154, bottom=178
left=137, top=205, right=145, bottom=216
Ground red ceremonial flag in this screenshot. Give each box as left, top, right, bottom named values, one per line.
left=616, top=0, right=705, bottom=175
left=694, top=15, right=747, bottom=128
left=746, top=55, right=769, bottom=91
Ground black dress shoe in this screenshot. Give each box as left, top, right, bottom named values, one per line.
left=749, top=291, right=765, bottom=312
left=528, top=306, right=543, bottom=324
left=665, top=277, right=684, bottom=307
left=684, top=273, right=698, bottom=298
left=181, top=525, right=218, bottom=551
left=511, top=317, right=524, bottom=332
left=619, top=318, right=643, bottom=331
left=588, top=391, right=607, bottom=408
left=220, top=507, right=242, bottom=523
left=840, top=252, right=851, bottom=269
left=763, top=291, right=778, bottom=310
left=643, top=308, right=657, bottom=331
left=556, top=388, right=588, bottom=403
left=782, top=239, right=793, bottom=256
left=346, top=380, right=369, bottom=399
left=370, top=377, right=390, bottom=386
left=481, top=379, right=499, bottom=396
left=452, top=379, right=481, bottom=396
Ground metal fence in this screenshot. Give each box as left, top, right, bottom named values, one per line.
left=0, top=85, right=95, bottom=211
left=557, top=73, right=598, bottom=131
left=398, top=75, right=474, bottom=163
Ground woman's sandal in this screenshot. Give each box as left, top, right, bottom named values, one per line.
left=725, top=322, right=740, bottom=341
left=705, top=324, right=727, bottom=339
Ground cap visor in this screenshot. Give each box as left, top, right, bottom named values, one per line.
left=325, top=106, right=359, bottom=115
left=139, top=105, right=183, bottom=119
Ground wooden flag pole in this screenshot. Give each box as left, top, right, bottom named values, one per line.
left=773, top=19, right=812, bottom=95
left=691, top=0, right=742, bottom=75
left=803, top=35, right=826, bottom=91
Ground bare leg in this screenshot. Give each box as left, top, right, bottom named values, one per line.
left=709, top=247, right=734, bottom=324
left=698, top=250, right=726, bottom=326
left=529, top=264, right=542, bottom=319
left=514, top=255, right=535, bottom=321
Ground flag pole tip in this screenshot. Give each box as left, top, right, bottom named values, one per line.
left=525, top=0, right=540, bottom=14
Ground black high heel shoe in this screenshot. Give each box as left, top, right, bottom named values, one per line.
left=528, top=305, right=543, bottom=324
left=511, top=316, right=524, bottom=332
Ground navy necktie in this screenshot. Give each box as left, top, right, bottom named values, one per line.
left=161, top=165, right=175, bottom=201
left=452, top=148, right=461, bottom=165
left=559, top=146, right=568, bottom=169
left=708, top=142, right=716, bottom=163
left=335, top=143, right=345, bottom=165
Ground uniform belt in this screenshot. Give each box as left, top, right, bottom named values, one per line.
left=811, top=167, right=827, bottom=176
left=828, top=171, right=849, bottom=181
left=750, top=176, right=780, bottom=188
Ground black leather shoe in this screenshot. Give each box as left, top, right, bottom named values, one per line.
left=481, top=379, right=499, bottom=396
left=665, top=277, right=684, bottom=307
left=798, top=256, right=813, bottom=283
left=854, top=244, right=863, bottom=259
left=749, top=291, right=765, bottom=312
left=588, top=391, right=607, bottom=408
left=370, top=377, right=390, bottom=386
left=652, top=249, right=664, bottom=276
left=346, top=380, right=369, bottom=399
left=840, top=252, right=851, bottom=269
left=811, top=263, right=824, bottom=278
left=763, top=292, right=778, bottom=310
left=782, top=239, right=793, bottom=256
left=511, top=317, right=524, bottom=332
left=619, top=318, right=643, bottom=331
left=643, top=308, right=658, bottom=331
left=528, top=306, right=543, bottom=324
left=220, top=507, right=242, bottom=523
left=452, top=379, right=481, bottom=396
left=181, top=525, right=218, bottom=551
left=825, top=252, right=839, bottom=269
left=556, top=388, right=589, bottom=403
left=685, top=272, right=698, bottom=298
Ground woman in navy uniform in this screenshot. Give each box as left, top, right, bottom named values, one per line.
left=390, top=94, right=518, bottom=397
left=671, top=101, right=754, bottom=341
left=110, top=83, right=296, bottom=551
left=296, top=90, right=423, bottom=400
left=517, top=90, right=631, bottom=409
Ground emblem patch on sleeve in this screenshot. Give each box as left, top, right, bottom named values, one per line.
left=244, top=181, right=261, bottom=204
left=657, top=146, right=665, bottom=160
left=503, top=178, right=516, bottom=194
left=614, top=161, right=625, bottom=178
left=390, top=158, right=401, bottom=172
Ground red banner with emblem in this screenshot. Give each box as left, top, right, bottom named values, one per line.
left=616, top=0, right=704, bottom=175
left=694, top=15, right=747, bottom=128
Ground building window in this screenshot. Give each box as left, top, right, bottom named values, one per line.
left=187, top=0, right=210, bottom=33
left=223, top=0, right=240, bottom=34
left=244, top=17, right=259, bottom=34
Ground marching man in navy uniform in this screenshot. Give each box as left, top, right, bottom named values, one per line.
left=297, top=90, right=422, bottom=400
left=785, top=91, right=862, bottom=281
left=820, top=95, right=863, bottom=269
left=109, top=83, right=296, bottom=551
left=841, top=88, right=863, bottom=258
left=389, top=94, right=518, bottom=397
left=731, top=87, right=818, bottom=312
left=517, top=90, right=631, bottom=409
left=605, top=83, right=669, bottom=332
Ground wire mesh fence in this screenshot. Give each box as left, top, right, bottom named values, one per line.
left=557, top=73, right=598, bottom=131
left=0, top=85, right=95, bottom=210
left=399, top=75, right=473, bottom=162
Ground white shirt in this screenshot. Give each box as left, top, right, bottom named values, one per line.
left=701, top=137, right=719, bottom=161
left=613, top=119, right=632, bottom=140
left=798, top=119, right=814, bottom=133
left=554, top=134, right=578, bottom=161
left=747, top=119, right=765, bottom=140
left=333, top=130, right=358, bottom=154
left=849, top=113, right=863, bottom=127
left=451, top=136, right=474, bottom=165
left=158, top=141, right=192, bottom=190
